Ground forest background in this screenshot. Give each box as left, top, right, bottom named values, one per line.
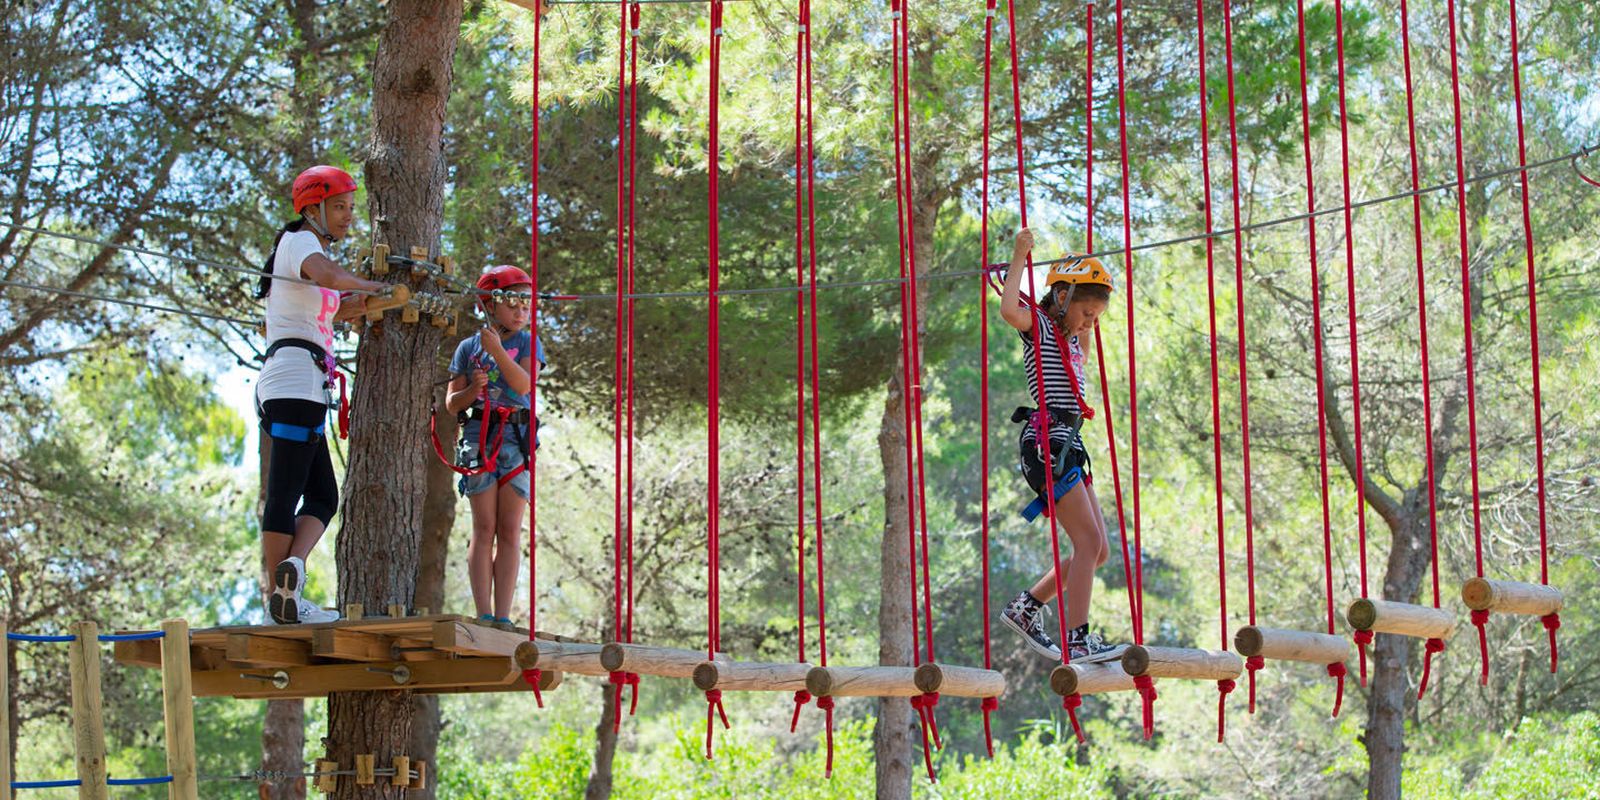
left=1, top=0, right=1598, bottom=797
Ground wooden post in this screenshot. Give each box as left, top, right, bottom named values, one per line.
left=1119, top=645, right=1243, bottom=681
left=1049, top=662, right=1137, bottom=696
left=158, top=620, right=198, bottom=800
left=805, top=665, right=921, bottom=698
left=692, top=660, right=811, bottom=693
left=67, top=621, right=108, bottom=800
left=1, top=620, right=11, bottom=800
left=511, top=639, right=608, bottom=676
left=599, top=643, right=723, bottom=680
left=1461, top=578, right=1563, bottom=616
left=911, top=663, right=1005, bottom=698
left=1346, top=598, right=1455, bottom=639
left=1233, top=626, right=1350, bottom=664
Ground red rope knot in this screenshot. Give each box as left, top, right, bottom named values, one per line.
left=817, top=696, right=836, bottom=777
left=1244, top=655, right=1264, bottom=714
left=1353, top=629, right=1375, bottom=688
left=520, top=668, right=544, bottom=708
left=910, top=693, right=940, bottom=782
left=1470, top=608, right=1491, bottom=686
left=1132, top=674, right=1157, bottom=740
left=1081, top=406, right=1096, bottom=420
left=1215, top=679, right=1236, bottom=742
left=1416, top=637, right=1446, bottom=700
left=980, top=696, right=999, bottom=712
left=607, top=671, right=641, bottom=728
left=789, top=689, right=812, bottom=733
left=1062, top=693, right=1085, bottom=743
left=1541, top=612, right=1560, bottom=674
left=1325, top=662, right=1346, bottom=718
left=702, top=689, right=729, bottom=760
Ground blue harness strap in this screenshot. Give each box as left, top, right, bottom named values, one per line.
left=1020, top=468, right=1085, bottom=522
left=268, top=421, right=326, bottom=443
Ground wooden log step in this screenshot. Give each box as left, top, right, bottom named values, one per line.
left=191, top=657, right=533, bottom=699
left=600, top=643, right=726, bottom=680
left=1049, top=662, right=1138, bottom=696
left=1120, top=645, right=1242, bottom=681
left=1345, top=598, right=1455, bottom=639
left=1233, top=626, right=1349, bottom=664
left=1461, top=578, right=1563, bottom=616
left=511, top=639, right=608, bottom=677
left=912, top=663, right=1005, bottom=698
left=693, top=660, right=811, bottom=692
left=805, top=666, right=921, bottom=698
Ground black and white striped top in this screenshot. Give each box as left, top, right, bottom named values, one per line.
left=1020, top=305, right=1085, bottom=415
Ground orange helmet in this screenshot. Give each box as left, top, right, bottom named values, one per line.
left=1044, top=253, right=1115, bottom=292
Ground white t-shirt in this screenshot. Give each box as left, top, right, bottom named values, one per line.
left=256, top=229, right=340, bottom=406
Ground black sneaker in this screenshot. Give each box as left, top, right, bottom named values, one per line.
left=1066, top=626, right=1128, bottom=664
left=1000, top=593, right=1062, bottom=660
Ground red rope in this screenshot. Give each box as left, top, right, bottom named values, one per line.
left=889, top=0, right=923, bottom=677
left=1445, top=0, right=1491, bottom=686
left=1112, top=0, right=1146, bottom=654
left=1216, top=0, right=1260, bottom=711
left=1397, top=0, right=1446, bottom=699
left=1506, top=0, right=1559, bottom=675
left=1003, top=0, right=1073, bottom=677
left=704, top=0, right=728, bottom=755
left=1195, top=0, right=1236, bottom=735
left=978, top=0, right=998, bottom=760
left=522, top=1, right=545, bottom=700
left=1293, top=0, right=1346, bottom=708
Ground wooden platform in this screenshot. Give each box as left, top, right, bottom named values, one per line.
left=113, top=615, right=586, bottom=700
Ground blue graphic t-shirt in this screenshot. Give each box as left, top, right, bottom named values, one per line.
left=449, top=330, right=546, bottom=411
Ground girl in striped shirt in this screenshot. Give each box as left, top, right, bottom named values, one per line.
left=997, top=228, right=1125, bottom=663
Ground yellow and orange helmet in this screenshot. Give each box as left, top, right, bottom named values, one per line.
left=1044, top=253, right=1115, bottom=292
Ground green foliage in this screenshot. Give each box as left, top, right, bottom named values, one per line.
left=1405, top=713, right=1600, bottom=799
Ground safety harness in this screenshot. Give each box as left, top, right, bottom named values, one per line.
left=260, top=338, right=349, bottom=442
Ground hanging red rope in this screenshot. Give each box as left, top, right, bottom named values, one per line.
left=703, top=0, right=730, bottom=760
left=1111, top=0, right=1154, bottom=740
left=1397, top=0, right=1447, bottom=700
left=1505, top=0, right=1560, bottom=676
left=977, top=0, right=999, bottom=758
left=521, top=0, right=547, bottom=704
left=1444, top=0, right=1492, bottom=688
left=1291, top=0, right=1347, bottom=715
left=1192, top=0, right=1235, bottom=739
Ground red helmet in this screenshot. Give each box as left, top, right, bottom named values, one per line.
left=476, top=265, right=532, bottom=310
left=292, top=166, right=358, bottom=214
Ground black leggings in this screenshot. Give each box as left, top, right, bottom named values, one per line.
left=260, top=398, right=338, bottom=534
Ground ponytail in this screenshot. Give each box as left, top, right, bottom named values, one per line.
left=255, top=218, right=307, bottom=299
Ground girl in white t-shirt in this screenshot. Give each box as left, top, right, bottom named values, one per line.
left=255, top=165, right=390, bottom=625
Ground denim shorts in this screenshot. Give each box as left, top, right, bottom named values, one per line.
left=457, top=421, right=531, bottom=499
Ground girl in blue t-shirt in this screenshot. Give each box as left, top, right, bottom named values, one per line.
left=445, top=265, right=546, bottom=631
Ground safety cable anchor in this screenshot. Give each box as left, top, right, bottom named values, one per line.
left=240, top=670, right=291, bottom=690
left=364, top=664, right=413, bottom=685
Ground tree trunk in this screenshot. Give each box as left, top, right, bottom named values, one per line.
left=405, top=382, right=461, bottom=800
left=874, top=360, right=915, bottom=800
left=1363, top=508, right=1433, bottom=800
left=329, top=2, right=462, bottom=797
left=583, top=682, right=620, bottom=800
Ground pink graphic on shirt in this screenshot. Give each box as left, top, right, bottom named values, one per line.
left=317, top=289, right=340, bottom=349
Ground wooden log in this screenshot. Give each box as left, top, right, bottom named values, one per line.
left=191, top=657, right=522, bottom=699
left=600, top=643, right=726, bottom=680
left=1049, top=662, right=1137, bottom=696
left=805, top=666, right=922, bottom=698
left=159, top=620, right=199, bottom=800
left=225, top=634, right=312, bottom=668
left=362, top=284, right=411, bottom=318
left=510, top=639, right=608, bottom=677
left=537, top=670, right=564, bottom=693
left=68, top=621, right=108, bottom=800
left=1345, top=598, right=1455, bottom=639
left=1233, top=626, right=1350, bottom=664
left=1119, top=645, right=1242, bottom=681
left=692, top=660, right=810, bottom=692
left=1461, top=578, right=1563, bottom=616
left=1, top=621, right=10, bottom=800
left=912, top=663, right=1006, bottom=698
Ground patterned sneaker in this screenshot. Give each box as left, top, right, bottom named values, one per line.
left=269, top=557, right=306, bottom=624
left=1066, top=626, right=1128, bottom=664
left=1000, top=593, right=1062, bottom=659
left=291, top=598, right=339, bottom=625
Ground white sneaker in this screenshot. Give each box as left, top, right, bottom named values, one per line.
left=269, top=557, right=305, bottom=624
left=290, top=598, right=340, bottom=625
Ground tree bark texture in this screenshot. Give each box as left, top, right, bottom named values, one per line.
left=329, top=2, right=462, bottom=798
left=258, top=433, right=307, bottom=800
left=583, top=682, right=620, bottom=800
